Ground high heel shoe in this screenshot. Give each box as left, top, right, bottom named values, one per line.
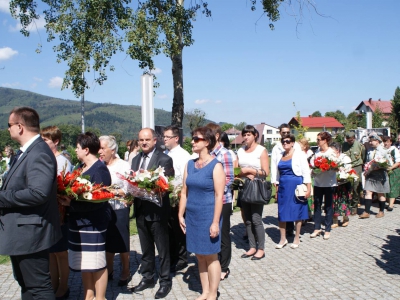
left=275, top=239, right=288, bottom=249
left=310, top=230, right=322, bottom=238
left=220, top=268, right=230, bottom=281
left=290, top=243, right=300, bottom=249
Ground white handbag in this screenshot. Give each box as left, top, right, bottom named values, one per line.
left=295, top=183, right=311, bottom=202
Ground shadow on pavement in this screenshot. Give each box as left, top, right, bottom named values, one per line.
left=371, top=229, right=400, bottom=275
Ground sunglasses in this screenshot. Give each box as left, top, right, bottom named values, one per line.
left=192, top=136, right=206, bottom=143
left=282, top=140, right=291, bottom=144
left=281, top=131, right=290, bottom=135
left=317, top=139, right=324, bottom=142
left=8, top=122, right=19, bottom=128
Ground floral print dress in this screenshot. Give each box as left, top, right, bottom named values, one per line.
left=333, top=153, right=352, bottom=217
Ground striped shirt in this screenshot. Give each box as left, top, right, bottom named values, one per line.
left=211, top=143, right=234, bottom=204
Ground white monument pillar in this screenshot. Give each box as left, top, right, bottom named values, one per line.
left=366, top=111, right=372, bottom=129
left=141, top=74, right=154, bottom=129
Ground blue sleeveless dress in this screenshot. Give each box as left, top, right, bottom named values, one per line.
left=185, top=159, right=222, bottom=255
left=277, top=159, right=308, bottom=222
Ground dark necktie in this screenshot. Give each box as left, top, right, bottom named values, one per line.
left=140, top=154, right=148, bottom=170
left=10, top=150, right=22, bottom=169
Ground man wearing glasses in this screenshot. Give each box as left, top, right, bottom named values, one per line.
left=342, top=131, right=365, bottom=215
left=271, top=123, right=302, bottom=236
left=0, top=107, right=61, bottom=299
left=163, top=125, right=191, bottom=273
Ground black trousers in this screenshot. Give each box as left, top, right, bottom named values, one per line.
left=168, top=206, right=187, bottom=266
left=10, top=249, right=55, bottom=300
left=219, top=203, right=232, bottom=273
left=136, top=214, right=171, bottom=286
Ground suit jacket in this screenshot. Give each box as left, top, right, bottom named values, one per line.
left=131, top=149, right=174, bottom=222
left=0, top=137, right=61, bottom=255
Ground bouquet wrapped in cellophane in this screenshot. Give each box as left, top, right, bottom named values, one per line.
left=116, top=166, right=170, bottom=207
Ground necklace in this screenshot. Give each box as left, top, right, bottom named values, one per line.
left=195, top=158, right=210, bottom=169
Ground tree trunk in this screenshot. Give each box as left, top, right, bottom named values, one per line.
left=171, top=51, right=184, bottom=127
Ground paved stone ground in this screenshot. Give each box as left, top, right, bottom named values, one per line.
left=1, top=201, right=400, bottom=299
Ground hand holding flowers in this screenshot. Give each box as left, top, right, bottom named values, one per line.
left=311, top=155, right=341, bottom=175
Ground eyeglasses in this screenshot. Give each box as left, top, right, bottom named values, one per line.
left=8, top=123, right=19, bottom=128
left=282, top=140, right=291, bottom=144
left=192, top=136, right=206, bottom=143
left=163, top=135, right=177, bottom=140
left=281, top=131, right=290, bottom=135
left=317, top=139, right=324, bottom=142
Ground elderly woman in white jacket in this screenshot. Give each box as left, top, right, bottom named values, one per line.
left=274, top=134, right=311, bottom=249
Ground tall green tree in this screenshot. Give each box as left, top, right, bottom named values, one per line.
left=324, top=110, right=346, bottom=125
left=389, top=86, right=400, bottom=134
left=372, top=105, right=384, bottom=128
left=9, top=0, right=318, bottom=127
left=311, top=111, right=322, bottom=117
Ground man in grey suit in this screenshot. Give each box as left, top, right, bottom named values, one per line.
left=131, top=128, right=174, bottom=299
left=0, top=107, right=61, bottom=299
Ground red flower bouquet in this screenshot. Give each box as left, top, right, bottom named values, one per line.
left=312, top=155, right=341, bottom=175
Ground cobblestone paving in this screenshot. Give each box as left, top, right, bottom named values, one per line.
left=1, top=202, right=400, bottom=299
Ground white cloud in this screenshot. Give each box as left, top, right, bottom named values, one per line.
left=1, top=82, right=20, bottom=88
left=194, top=99, right=210, bottom=105
left=33, top=77, right=42, bottom=82
left=0, top=0, right=10, bottom=14
left=48, top=76, right=63, bottom=88
left=0, top=47, right=18, bottom=61
left=9, top=14, right=46, bottom=33
left=157, top=94, right=168, bottom=99
left=151, top=67, right=162, bottom=75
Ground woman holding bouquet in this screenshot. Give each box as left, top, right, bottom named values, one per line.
left=59, top=132, right=112, bottom=300
left=179, top=127, right=225, bottom=300
left=359, top=133, right=390, bottom=219
left=310, top=132, right=337, bottom=240
left=41, top=126, right=72, bottom=299
left=99, top=135, right=131, bottom=286
left=329, top=142, right=352, bottom=228
left=382, top=136, right=400, bottom=211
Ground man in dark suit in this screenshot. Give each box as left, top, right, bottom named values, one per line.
left=131, top=128, right=174, bottom=299
left=0, top=107, right=61, bottom=299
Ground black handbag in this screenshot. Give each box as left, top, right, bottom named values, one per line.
left=239, top=170, right=272, bottom=205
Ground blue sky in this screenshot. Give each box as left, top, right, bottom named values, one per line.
left=1, top=0, right=400, bottom=127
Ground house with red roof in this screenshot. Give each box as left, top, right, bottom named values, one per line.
left=355, top=98, right=391, bottom=121
left=288, top=116, right=345, bottom=143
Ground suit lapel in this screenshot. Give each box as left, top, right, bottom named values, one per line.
left=2, top=137, right=42, bottom=189
left=147, top=149, right=159, bottom=170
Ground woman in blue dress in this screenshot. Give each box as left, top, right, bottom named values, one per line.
left=275, top=135, right=311, bottom=249
left=179, top=126, right=225, bottom=300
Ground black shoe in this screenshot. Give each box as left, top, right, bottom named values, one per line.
left=132, top=280, right=155, bottom=293
left=56, top=288, right=70, bottom=300
left=241, top=252, right=256, bottom=258
left=155, top=285, right=171, bottom=299
left=175, top=262, right=188, bottom=272
left=220, top=268, right=230, bottom=281
left=251, top=253, right=265, bottom=261
left=387, top=206, right=394, bottom=211
left=117, top=273, right=131, bottom=287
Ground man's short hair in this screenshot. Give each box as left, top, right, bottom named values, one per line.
left=10, top=107, right=40, bottom=133
left=278, top=123, right=290, bottom=131
left=164, top=125, right=180, bottom=140
left=205, top=123, right=222, bottom=142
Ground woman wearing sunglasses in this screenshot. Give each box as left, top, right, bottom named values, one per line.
left=237, top=125, right=269, bottom=260
left=274, top=134, right=311, bottom=249
left=310, top=132, right=337, bottom=240
left=178, top=127, right=225, bottom=300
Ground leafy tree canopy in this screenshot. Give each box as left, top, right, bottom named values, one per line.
left=311, top=111, right=321, bottom=117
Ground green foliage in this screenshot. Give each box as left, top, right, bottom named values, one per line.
left=346, top=111, right=365, bottom=130
left=221, top=123, right=234, bottom=132
left=389, top=86, right=400, bottom=134
left=264, top=140, right=273, bottom=152
left=292, top=111, right=308, bottom=140
left=372, top=105, right=385, bottom=128
left=311, top=111, right=322, bottom=117
left=325, top=110, right=346, bottom=125
left=182, top=137, right=193, bottom=154
left=234, top=122, right=246, bottom=131
left=185, top=108, right=206, bottom=131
